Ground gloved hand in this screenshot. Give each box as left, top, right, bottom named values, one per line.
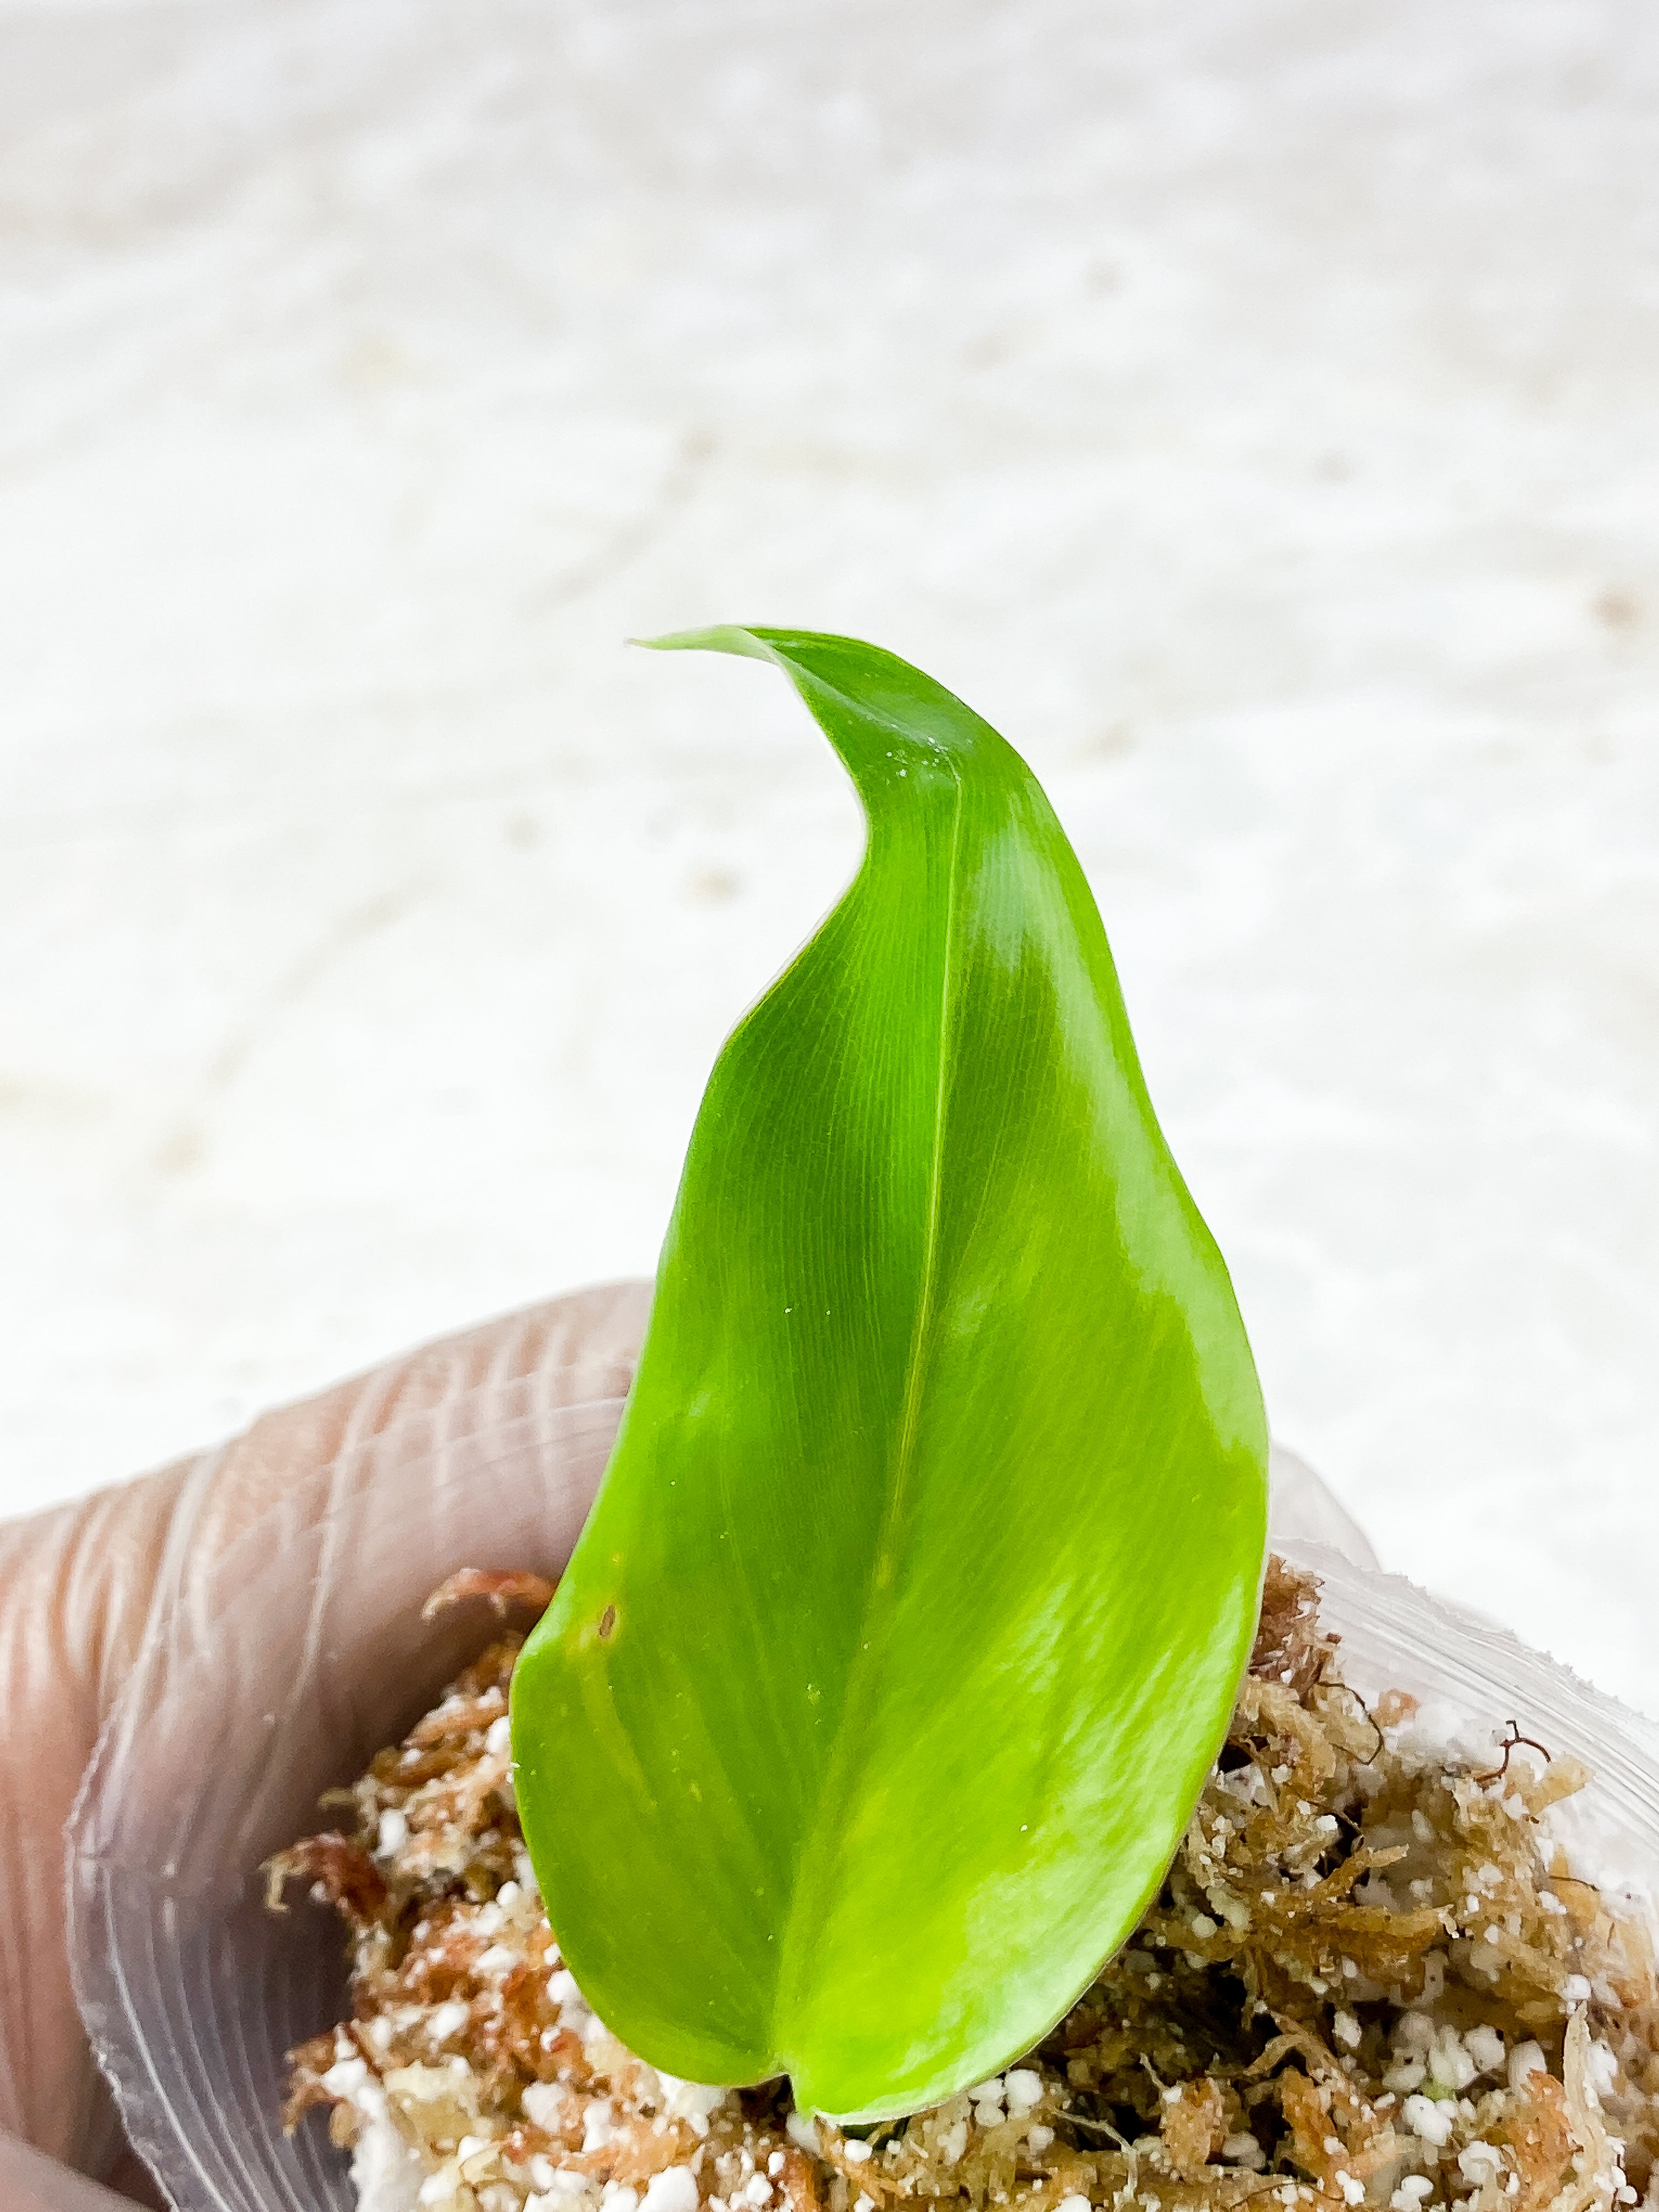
left=0, top=1280, right=651, bottom=2211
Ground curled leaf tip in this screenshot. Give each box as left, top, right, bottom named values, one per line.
left=633, top=624, right=777, bottom=659
left=513, top=628, right=1267, bottom=2121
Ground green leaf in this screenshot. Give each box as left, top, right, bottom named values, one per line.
left=512, top=628, right=1267, bottom=2121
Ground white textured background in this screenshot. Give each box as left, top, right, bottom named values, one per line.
left=3, top=0, right=1657, bottom=1709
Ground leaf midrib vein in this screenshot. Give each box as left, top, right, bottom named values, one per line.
left=771, top=757, right=966, bottom=2064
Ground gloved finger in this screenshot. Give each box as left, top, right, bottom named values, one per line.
left=1, top=1458, right=196, bottom=2177
left=2, top=1278, right=650, bottom=2199
left=0, top=2128, right=163, bottom=2210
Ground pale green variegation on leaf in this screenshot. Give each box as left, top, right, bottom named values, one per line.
left=512, top=629, right=1267, bottom=2121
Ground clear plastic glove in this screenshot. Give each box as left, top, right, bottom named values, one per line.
left=0, top=1280, right=652, bottom=2212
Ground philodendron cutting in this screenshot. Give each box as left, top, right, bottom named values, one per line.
left=266, top=634, right=1659, bottom=2212
left=510, top=627, right=1269, bottom=2120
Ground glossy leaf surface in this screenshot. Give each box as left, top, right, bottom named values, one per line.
left=513, top=629, right=1267, bottom=2120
